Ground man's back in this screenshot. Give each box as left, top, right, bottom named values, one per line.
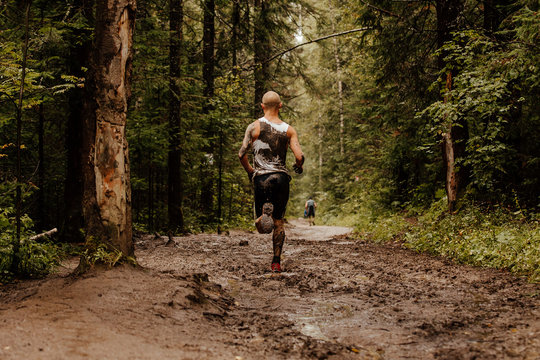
left=252, top=117, right=290, bottom=177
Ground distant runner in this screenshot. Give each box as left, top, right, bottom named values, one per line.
left=305, top=197, right=317, bottom=226
left=238, top=91, right=304, bottom=272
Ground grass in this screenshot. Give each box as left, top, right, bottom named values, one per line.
left=352, top=199, right=540, bottom=282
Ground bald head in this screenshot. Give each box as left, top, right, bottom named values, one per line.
left=262, top=91, right=282, bottom=110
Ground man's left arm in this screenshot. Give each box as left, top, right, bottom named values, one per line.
left=288, top=126, right=304, bottom=174
left=239, top=123, right=255, bottom=180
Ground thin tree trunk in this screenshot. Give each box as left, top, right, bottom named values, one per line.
left=231, top=0, right=240, bottom=73
left=253, top=0, right=269, bottom=117
left=202, top=0, right=215, bottom=105
left=81, top=0, right=136, bottom=257
left=200, top=0, right=216, bottom=220
left=217, top=129, right=223, bottom=233
left=168, top=0, right=184, bottom=232
left=62, top=0, right=93, bottom=243
left=38, top=103, right=45, bottom=231
left=332, top=22, right=344, bottom=156
left=318, top=113, right=323, bottom=191
left=148, top=159, right=154, bottom=231
left=437, top=0, right=467, bottom=212
left=12, top=0, right=32, bottom=272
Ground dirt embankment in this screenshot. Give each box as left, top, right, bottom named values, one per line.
left=1, top=219, right=539, bottom=359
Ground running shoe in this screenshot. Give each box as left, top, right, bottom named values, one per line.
left=257, top=202, right=274, bottom=234
left=271, top=262, right=281, bottom=272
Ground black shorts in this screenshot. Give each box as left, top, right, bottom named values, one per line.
left=307, top=206, right=315, bottom=217
left=253, top=172, right=290, bottom=220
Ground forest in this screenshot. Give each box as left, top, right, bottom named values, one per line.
left=0, top=0, right=538, bottom=282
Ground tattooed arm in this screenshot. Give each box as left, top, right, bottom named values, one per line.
left=238, top=122, right=257, bottom=180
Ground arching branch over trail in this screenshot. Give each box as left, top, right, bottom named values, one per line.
left=264, top=27, right=372, bottom=64
left=241, top=27, right=373, bottom=70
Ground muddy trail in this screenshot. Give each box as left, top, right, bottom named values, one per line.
left=1, top=219, right=539, bottom=359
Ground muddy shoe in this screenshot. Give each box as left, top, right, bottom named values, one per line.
left=271, top=262, right=281, bottom=272
left=256, top=203, right=274, bottom=234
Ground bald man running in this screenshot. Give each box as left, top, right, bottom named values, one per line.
left=238, top=91, right=304, bottom=272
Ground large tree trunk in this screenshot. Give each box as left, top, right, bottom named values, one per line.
left=253, top=0, right=269, bottom=117
left=437, top=0, right=467, bottom=212
left=168, top=0, right=184, bottom=232
left=62, top=0, right=93, bottom=243
left=81, top=0, right=136, bottom=256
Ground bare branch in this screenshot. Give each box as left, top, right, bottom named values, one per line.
left=262, top=27, right=373, bottom=65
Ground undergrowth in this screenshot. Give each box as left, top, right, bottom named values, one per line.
left=81, top=237, right=137, bottom=268
left=0, top=208, right=61, bottom=282
left=354, top=199, right=540, bottom=282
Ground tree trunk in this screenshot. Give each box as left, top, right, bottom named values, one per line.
left=200, top=0, right=215, bottom=220
left=12, top=0, right=32, bottom=273
left=318, top=113, right=323, bottom=191
left=81, top=0, right=136, bottom=256
left=436, top=0, right=467, bottom=212
left=202, top=0, right=215, bottom=105
left=62, top=0, right=93, bottom=243
left=217, top=129, right=223, bottom=233
left=253, top=0, right=269, bottom=117
left=231, top=0, right=240, bottom=72
left=168, top=0, right=184, bottom=232
left=332, top=22, right=344, bottom=156
left=37, top=103, right=45, bottom=231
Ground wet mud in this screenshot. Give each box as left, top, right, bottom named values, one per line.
left=1, top=219, right=539, bottom=359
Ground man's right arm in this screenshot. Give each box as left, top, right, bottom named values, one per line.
left=238, top=123, right=255, bottom=179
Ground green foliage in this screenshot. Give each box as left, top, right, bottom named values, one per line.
left=350, top=200, right=540, bottom=282
left=81, top=237, right=136, bottom=268
left=404, top=201, right=540, bottom=283
left=0, top=207, right=60, bottom=282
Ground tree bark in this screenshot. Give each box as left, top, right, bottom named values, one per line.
left=62, top=0, right=93, bottom=243
left=81, top=0, right=136, bottom=256
left=168, top=0, right=184, bottom=232
left=253, top=0, right=270, bottom=117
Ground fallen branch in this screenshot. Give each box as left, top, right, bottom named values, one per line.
left=27, top=228, right=58, bottom=242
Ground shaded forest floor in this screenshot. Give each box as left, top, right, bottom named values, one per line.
left=1, top=219, right=539, bottom=359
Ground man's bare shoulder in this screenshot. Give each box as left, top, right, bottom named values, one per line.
left=286, top=124, right=298, bottom=138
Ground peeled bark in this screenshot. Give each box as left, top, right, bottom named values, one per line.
left=81, top=0, right=136, bottom=256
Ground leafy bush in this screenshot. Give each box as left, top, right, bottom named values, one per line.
left=404, top=201, right=539, bottom=282
left=352, top=199, right=539, bottom=282
left=0, top=207, right=61, bottom=282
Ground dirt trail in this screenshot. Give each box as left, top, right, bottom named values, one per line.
left=1, top=219, right=539, bottom=359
